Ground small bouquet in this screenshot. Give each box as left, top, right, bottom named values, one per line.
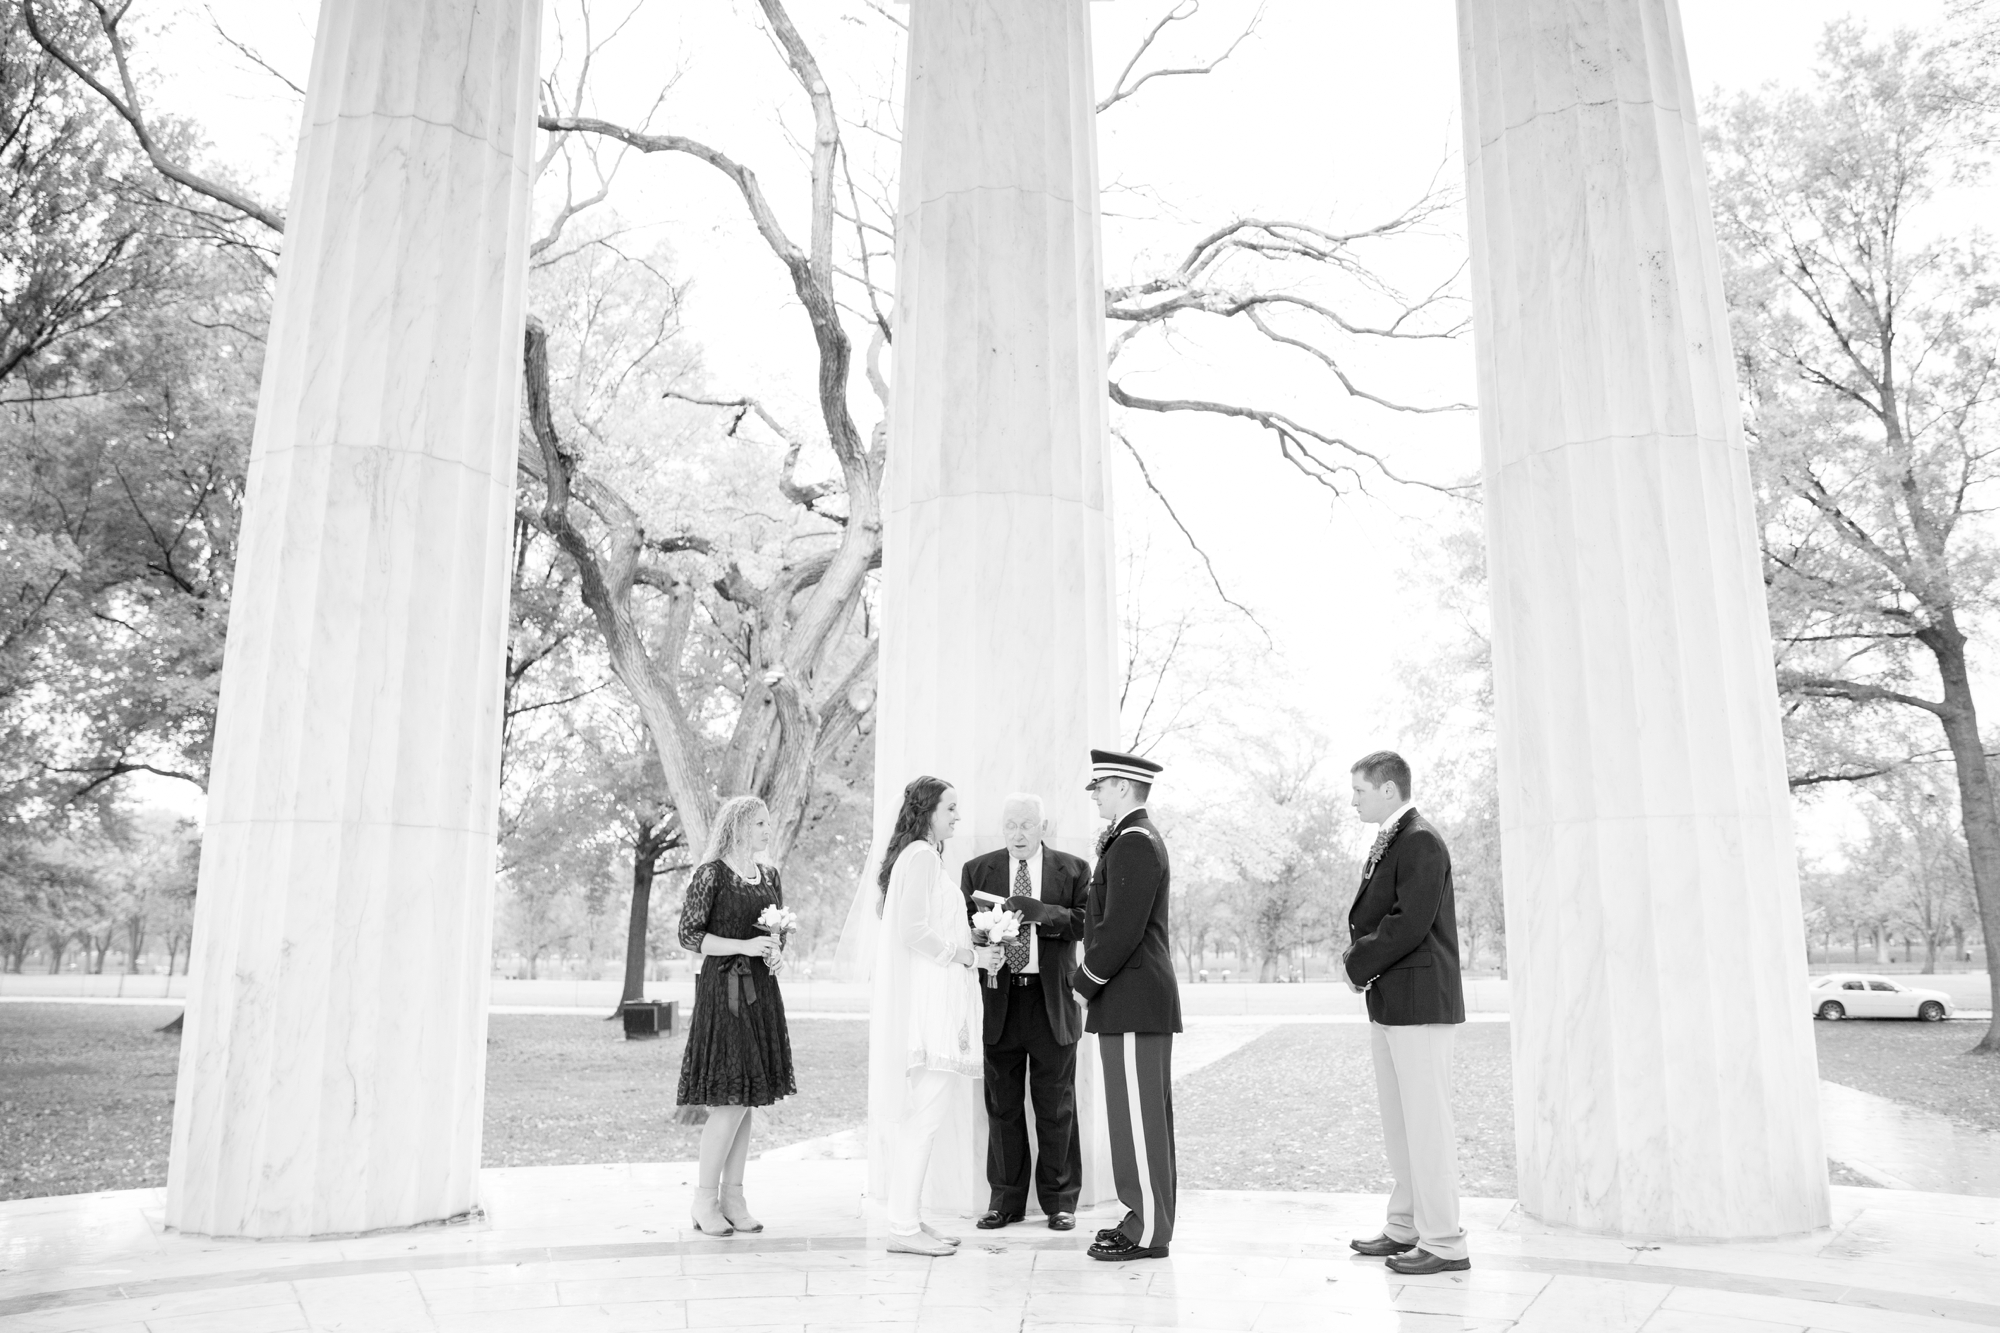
left=756, top=904, right=799, bottom=950
left=969, top=905, right=1024, bottom=989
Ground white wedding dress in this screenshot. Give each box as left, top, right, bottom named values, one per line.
left=861, top=840, right=982, bottom=1232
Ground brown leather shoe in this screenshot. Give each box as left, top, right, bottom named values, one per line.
left=1385, top=1248, right=1470, bottom=1275
left=1349, top=1233, right=1416, bottom=1257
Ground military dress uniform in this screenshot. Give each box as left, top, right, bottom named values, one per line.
left=1073, top=750, right=1181, bottom=1258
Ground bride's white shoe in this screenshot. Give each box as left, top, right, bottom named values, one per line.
left=886, top=1231, right=956, bottom=1256
left=920, top=1222, right=961, bottom=1246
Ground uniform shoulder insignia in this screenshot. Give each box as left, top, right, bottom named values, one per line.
left=1114, top=827, right=1154, bottom=843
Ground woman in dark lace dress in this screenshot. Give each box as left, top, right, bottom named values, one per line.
left=676, top=795, right=796, bottom=1236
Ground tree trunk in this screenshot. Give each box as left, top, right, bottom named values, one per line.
left=1872, top=923, right=1889, bottom=964
left=614, top=821, right=666, bottom=1015
left=1931, top=635, right=2000, bottom=1049
left=44, top=931, right=66, bottom=973
left=124, top=916, right=145, bottom=974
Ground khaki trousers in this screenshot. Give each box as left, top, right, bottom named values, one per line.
left=1369, top=1021, right=1467, bottom=1261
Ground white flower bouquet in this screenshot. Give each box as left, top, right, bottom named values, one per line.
left=969, top=906, right=1023, bottom=989
left=756, top=904, right=799, bottom=949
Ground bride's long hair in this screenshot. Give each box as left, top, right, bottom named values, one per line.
left=875, top=775, right=951, bottom=911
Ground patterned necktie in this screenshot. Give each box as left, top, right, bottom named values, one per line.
left=1005, top=858, right=1034, bottom=972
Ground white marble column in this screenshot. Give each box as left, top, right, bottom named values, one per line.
left=164, top=0, right=542, bottom=1238
left=1457, top=0, right=1830, bottom=1240
left=869, top=0, right=1122, bottom=1211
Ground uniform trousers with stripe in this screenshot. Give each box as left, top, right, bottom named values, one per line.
left=1099, top=1031, right=1176, bottom=1248
left=1369, top=1021, right=1467, bottom=1261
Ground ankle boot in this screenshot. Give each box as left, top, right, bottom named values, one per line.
left=690, top=1186, right=734, bottom=1237
left=719, top=1184, right=763, bottom=1232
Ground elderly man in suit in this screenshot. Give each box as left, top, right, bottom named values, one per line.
left=961, top=792, right=1091, bottom=1231
left=1074, top=748, right=1179, bottom=1262
left=1343, top=749, right=1470, bottom=1274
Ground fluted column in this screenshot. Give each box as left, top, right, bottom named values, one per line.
left=868, top=0, right=1121, bottom=1210
left=1457, top=0, right=1830, bottom=1239
left=165, top=0, right=541, bottom=1238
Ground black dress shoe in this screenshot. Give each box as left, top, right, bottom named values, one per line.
left=1088, top=1232, right=1169, bottom=1261
left=1047, top=1212, right=1076, bottom=1231
left=1095, top=1225, right=1124, bottom=1242
left=1349, top=1233, right=1417, bottom=1257
left=1385, top=1248, right=1471, bottom=1275
left=976, top=1210, right=1024, bottom=1230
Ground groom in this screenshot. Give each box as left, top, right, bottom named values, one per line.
left=960, top=793, right=1090, bottom=1231
left=1074, top=748, right=1179, bottom=1262
left=1343, top=750, right=1469, bottom=1274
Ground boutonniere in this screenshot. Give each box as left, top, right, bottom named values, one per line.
left=1095, top=825, right=1116, bottom=858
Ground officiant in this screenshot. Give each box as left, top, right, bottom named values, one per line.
left=959, top=792, right=1091, bottom=1231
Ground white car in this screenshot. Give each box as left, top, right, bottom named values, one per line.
left=1809, top=973, right=1954, bottom=1022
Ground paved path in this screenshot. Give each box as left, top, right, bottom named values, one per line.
left=1821, top=1079, right=2000, bottom=1197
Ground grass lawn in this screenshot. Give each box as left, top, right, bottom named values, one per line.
left=482, top=1014, right=867, bottom=1167
left=1175, top=1023, right=1519, bottom=1197
left=10, top=1006, right=1988, bottom=1204
left=1812, top=1018, right=2000, bottom=1132
left=0, top=1006, right=866, bottom=1201
left=0, top=1005, right=179, bottom=1201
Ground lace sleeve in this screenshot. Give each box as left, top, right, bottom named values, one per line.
left=892, top=846, right=959, bottom=966
left=679, top=861, right=722, bottom=952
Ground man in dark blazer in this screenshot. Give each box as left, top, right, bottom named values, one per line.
left=960, top=793, right=1090, bottom=1231
left=1343, top=750, right=1469, bottom=1275
left=1073, top=749, right=1180, bottom=1262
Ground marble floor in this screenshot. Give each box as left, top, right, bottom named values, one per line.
left=2, top=1161, right=1996, bottom=1333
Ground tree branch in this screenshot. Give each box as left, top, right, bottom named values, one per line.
left=1097, top=2, right=1263, bottom=116
left=21, top=0, right=286, bottom=233
left=1114, top=429, right=1271, bottom=645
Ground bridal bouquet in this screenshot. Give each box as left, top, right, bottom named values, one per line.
left=969, top=906, right=1023, bottom=990
left=756, top=904, right=799, bottom=950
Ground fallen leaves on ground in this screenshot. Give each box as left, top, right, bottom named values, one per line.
left=1813, top=1018, right=2000, bottom=1132
left=1173, top=1023, right=1519, bottom=1196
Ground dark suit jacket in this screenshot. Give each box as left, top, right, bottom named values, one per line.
left=961, top=846, right=1090, bottom=1046
left=1344, top=810, right=1466, bottom=1026
left=1073, top=809, right=1182, bottom=1035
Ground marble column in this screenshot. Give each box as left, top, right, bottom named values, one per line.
left=164, top=0, right=542, bottom=1238
left=869, top=0, right=1122, bottom=1211
left=1456, top=0, right=1830, bottom=1239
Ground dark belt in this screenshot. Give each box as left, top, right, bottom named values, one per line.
left=719, top=956, right=760, bottom=1016
left=1007, top=971, right=1040, bottom=987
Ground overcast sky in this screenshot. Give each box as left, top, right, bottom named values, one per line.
left=135, top=0, right=1980, bottom=855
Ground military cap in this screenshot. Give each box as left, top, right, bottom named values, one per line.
left=1086, top=748, right=1164, bottom=789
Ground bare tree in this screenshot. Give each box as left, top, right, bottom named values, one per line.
left=30, top=0, right=1478, bottom=1002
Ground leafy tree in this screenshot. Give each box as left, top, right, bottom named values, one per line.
left=1, top=5, right=184, bottom=389
left=1707, top=19, right=2000, bottom=1047
left=1850, top=766, right=1977, bottom=973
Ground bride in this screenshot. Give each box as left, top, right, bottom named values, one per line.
left=867, top=775, right=995, bottom=1256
